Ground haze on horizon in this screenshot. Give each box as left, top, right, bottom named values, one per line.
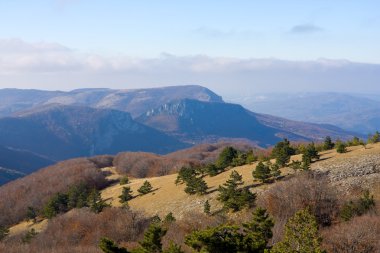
left=0, top=0, right=379, bottom=97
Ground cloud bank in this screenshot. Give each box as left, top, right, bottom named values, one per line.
left=0, top=38, right=379, bottom=97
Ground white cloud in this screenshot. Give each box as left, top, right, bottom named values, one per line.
left=0, top=38, right=379, bottom=96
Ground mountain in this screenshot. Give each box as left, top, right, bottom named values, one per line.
left=138, top=99, right=313, bottom=146
left=0, top=85, right=223, bottom=118
left=0, top=104, right=187, bottom=162
left=229, top=92, right=380, bottom=135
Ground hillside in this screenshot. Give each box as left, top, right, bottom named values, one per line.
left=2, top=143, right=380, bottom=252
left=0, top=104, right=187, bottom=162
left=138, top=99, right=355, bottom=145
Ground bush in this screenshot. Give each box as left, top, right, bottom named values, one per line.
left=272, top=139, right=295, bottom=167
left=119, top=187, right=133, bottom=203
left=336, top=142, right=347, bottom=153
left=120, top=176, right=130, bottom=185
left=340, top=190, right=375, bottom=221
left=252, top=162, right=271, bottom=183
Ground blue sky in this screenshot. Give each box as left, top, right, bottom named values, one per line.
left=0, top=0, right=379, bottom=95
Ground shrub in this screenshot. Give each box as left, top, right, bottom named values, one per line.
left=340, top=190, right=375, bottom=221
left=252, top=162, right=271, bottom=183
left=119, top=187, right=133, bottom=203
left=272, top=139, right=295, bottom=167
left=323, top=136, right=335, bottom=150
left=336, top=142, right=347, bottom=153
left=120, top=176, right=130, bottom=185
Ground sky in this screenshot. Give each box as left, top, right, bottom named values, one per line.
left=0, top=0, right=379, bottom=97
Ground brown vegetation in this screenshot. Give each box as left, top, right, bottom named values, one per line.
left=0, top=158, right=108, bottom=227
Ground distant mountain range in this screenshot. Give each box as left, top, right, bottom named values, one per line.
left=0, top=85, right=358, bottom=185
left=229, top=92, right=380, bottom=135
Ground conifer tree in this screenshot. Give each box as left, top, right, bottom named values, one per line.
left=0, top=226, right=9, bottom=241
left=243, top=207, right=274, bottom=243
left=252, top=162, right=271, bottom=183
left=216, top=146, right=238, bottom=169
left=88, top=188, right=108, bottom=213
left=336, top=141, right=347, bottom=153
left=26, top=206, right=37, bottom=223
left=136, top=223, right=167, bottom=253
left=138, top=180, right=153, bottom=195
left=99, top=237, right=129, bottom=253
left=119, top=186, right=133, bottom=203
left=119, top=176, right=130, bottom=185
left=204, top=200, right=211, bottom=215
left=323, top=136, right=334, bottom=150
left=164, top=212, right=176, bottom=223
left=271, top=208, right=325, bottom=253
left=184, top=176, right=208, bottom=195
left=218, top=170, right=255, bottom=211
left=163, top=242, right=185, bottom=253
left=272, top=139, right=295, bottom=167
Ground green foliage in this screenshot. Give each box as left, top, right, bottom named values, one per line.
left=135, top=223, right=167, bottom=253
left=164, top=212, right=176, bottom=223
left=163, top=242, right=185, bottom=253
left=67, top=183, right=89, bottom=209
left=368, top=131, right=380, bottom=144
left=138, top=180, right=153, bottom=195
left=185, top=208, right=274, bottom=252
left=231, top=152, right=248, bottom=167
left=269, top=162, right=281, bottom=179
left=302, top=143, right=320, bottom=163
left=205, top=164, right=222, bottom=177
left=271, top=208, right=325, bottom=253
left=323, top=136, right=335, bottom=150
left=0, top=226, right=9, bottom=241
left=175, top=166, right=198, bottom=185
left=99, top=237, right=130, bottom=253
left=272, top=139, right=295, bottom=167
left=347, top=136, right=364, bottom=147
left=119, top=176, right=130, bottom=185
left=26, top=206, right=37, bottom=222
left=289, top=160, right=302, bottom=171
left=246, top=149, right=258, bottom=164
left=218, top=170, right=256, bottom=211
left=88, top=188, right=108, bottom=213
left=43, top=192, right=69, bottom=218
left=204, top=200, right=211, bottom=215
left=184, top=176, right=208, bottom=195
left=336, top=141, right=347, bottom=153
left=252, top=162, right=271, bottom=183
left=216, top=146, right=238, bottom=169
left=22, top=228, right=38, bottom=244
left=119, top=186, right=133, bottom=203
left=340, top=190, right=375, bottom=221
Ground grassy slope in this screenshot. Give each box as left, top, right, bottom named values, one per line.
left=9, top=143, right=380, bottom=237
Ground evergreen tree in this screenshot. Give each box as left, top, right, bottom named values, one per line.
left=136, top=223, right=167, bottom=253
left=120, top=176, right=130, bottom=185
left=138, top=180, right=153, bottom=195
left=336, top=141, right=347, bottom=153
left=243, top=207, right=274, bottom=243
left=272, top=139, right=295, bottom=167
left=368, top=131, right=380, bottom=144
left=218, top=171, right=255, bottom=211
left=270, top=162, right=281, bottom=179
left=205, top=163, right=220, bottom=177
left=290, top=160, right=302, bottom=171
left=271, top=208, right=325, bottom=253
left=216, top=146, right=238, bottom=169
left=26, top=206, right=37, bottom=223
left=302, top=143, right=320, bottom=163
left=0, top=226, right=9, bottom=241
left=323, top=136, right=334, bottom=150
left=164, top=212, right=176, bottom=223
left=246, top=149, right=258, bottom=164
left=204, top=200, right=211, bottom=215
left=67, top=183, right=89, bottom=209
left=43, top=192, right=69, bottom=218
left=252, top=162, right=271, bottom=183
left=99, top=237, right=130, bottom=253
left=163, top=242, right=185, bottom=253
left=175, top=166, right=197, bottom=185
left=119, top=186, right=133, bottom=203
left=184, top=176, right=208, bottom=195
left=88, top=188, right=108, bottom=213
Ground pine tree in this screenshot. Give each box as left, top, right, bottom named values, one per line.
left=163, top=242, right=185, bottom=253
left=336, top=141, right=347, bottom=153
left=119, top=176, right=130, bottom=185
left=137, top=223, right=167, bottom=253
left=119, top=186, right=133, bottom=203
left=243, top=207, right=274, bottom=243
left=184, top=176, right=208, bottom=195
left=218, top=171, right=255, bottom=211
left=88, top=188, right=108, bottom=213
left=368, top=131, right=380, bottom=144
left=138, top=180, right=153, bottom=195
left=270, top=162, right=281, bottom=179
left=303, top=143, right=320, bottom=162
left=271, top=208, right=325, bottom=253
left=272, top=139, right=295, bottom=167
left=216, top=146, right=238, bottom=169
left=164, top=212, right=176, bottom=223
left=99, top=237, right=130, bottom=253
left=252, top=162, right=271, bottom=183
left=22, top=228, right=38, bottom=244
left=323, top=136, right=334, bottom=150
left=204, top=200, right=211, bottom=215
